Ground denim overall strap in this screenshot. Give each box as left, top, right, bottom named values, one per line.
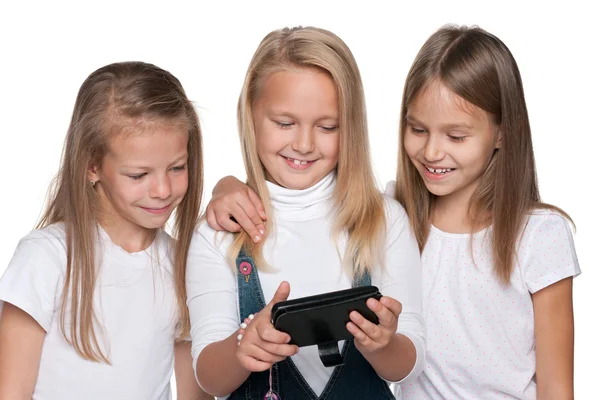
left=236, top=248, right=267, bottom=319
left=352, top=270, right=372, bottom=287
left=228, top=252, right=394, bottom=400
left=228, top=248, right=274, bottom=400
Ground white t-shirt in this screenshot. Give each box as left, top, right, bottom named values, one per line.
left=187, top=173, right=425, bottom=399
left=0, top=224, right=180, bottom=400
left=383, top=183, right=581, bottom=399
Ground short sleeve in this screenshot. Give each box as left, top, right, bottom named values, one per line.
left=520, top=211, right=580, bottom=293
left=0, top=231, right=66, bottom=331
left=384, top=180, right=396, bottom=199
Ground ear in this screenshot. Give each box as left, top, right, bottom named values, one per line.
left=87, top=162, right=100, bottom=184
left=495, top=128, right=503, bottom=149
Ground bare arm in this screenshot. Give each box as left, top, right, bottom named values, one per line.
left=206, top=176, right=267, bottom=242
left=533, top=277, right=574, bottom=400
left=0, top=303, right=45, bottom=399
left=174, top=340, right=214, bottom=400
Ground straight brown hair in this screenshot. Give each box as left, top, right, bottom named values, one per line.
left=395, top=25, right=572, bottom=284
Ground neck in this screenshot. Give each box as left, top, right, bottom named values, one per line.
left=432, top=182, right=488, bottom=234
left=97, top=201, right=156, bottom=253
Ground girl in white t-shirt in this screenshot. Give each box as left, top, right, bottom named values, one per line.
left=0, top=62, right=211, bottom=400
left=186, top=26, right=424, bottom=399
left=205, top=25, right=580, bottom=399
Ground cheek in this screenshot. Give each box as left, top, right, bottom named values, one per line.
left=256, top=127, right=283, bottom=157
left=173, top=171, right=189, bottom=197
left=458, top=143, right=493, bottom=170
left=101, top=178, right=145, bottom=207
left=118, top=181, right=146, bottom=203
left=320, top=133, right=340, bottom=159
left=403, top=134, right=420, bottom=158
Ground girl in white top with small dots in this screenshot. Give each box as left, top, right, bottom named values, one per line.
left=205, top=25, right=580, bottom=399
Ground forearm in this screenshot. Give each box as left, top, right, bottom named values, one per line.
left=0, top=303, right=45, bottom=399
left=174, top=341, right=214, bottom=400
left=534, top=278, right=575, bottom=399
left=360, top=333, right=417, bottom=382
left=195, top=332, right=250, bottom=397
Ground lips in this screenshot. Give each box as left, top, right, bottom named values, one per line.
left=425, top=165, right=456, bottom=175
left=282, top=155, right=316, bottom=170
left=421, top=164, right=456, bottom=181
left=141, top=204, right=171, bottom=214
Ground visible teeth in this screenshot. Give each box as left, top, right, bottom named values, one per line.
left=427, top=166, right=454, bottom=174
left=287, top=157, right=309, bottom=165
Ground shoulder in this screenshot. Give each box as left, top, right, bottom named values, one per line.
left=382, top=194, right=409, bottom=230
left=16, top=223, right=68, bottom=264
left=190, top=220, right=235, bottom=258
left=517, top=208, right=580, bottom=292
left=520, top=208, right=574, bottom=243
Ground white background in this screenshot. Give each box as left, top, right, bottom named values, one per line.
left=0, top=0, right=597, bottom=397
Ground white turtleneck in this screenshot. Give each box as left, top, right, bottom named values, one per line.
left=187, top=173, right=425, bottom=398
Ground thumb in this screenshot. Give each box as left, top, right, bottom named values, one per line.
left=267, top=281, right=290, bottom=308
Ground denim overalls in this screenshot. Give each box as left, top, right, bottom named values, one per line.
left=227, top=250, right=395, bottom=400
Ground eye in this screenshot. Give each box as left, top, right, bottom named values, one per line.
left=448, top=135, right=466, bottom=142
left=320, top=125, right=338, bottom=132
left=275, top=121, right=293, bottom=129
left=128, top=173, right=147, bottom=180
left=171, top=164, right=186, bottom=172
left=410, top=126, right=426, bottom=134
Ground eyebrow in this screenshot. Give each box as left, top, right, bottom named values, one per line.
left=270, top=110, right=338, bottom=121
left=406, top=114, right=474, bottom=130
left=121, top=153, right=188, bottom=170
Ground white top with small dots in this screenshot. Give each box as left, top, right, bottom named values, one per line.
left=398, top=205, right=580, bottom=399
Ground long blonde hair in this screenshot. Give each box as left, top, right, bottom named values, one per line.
left=396, top=25, right=572, bottom=284
left=37, top=61, right=203, bottom=362
left=231, top=26, right=385, bottom=277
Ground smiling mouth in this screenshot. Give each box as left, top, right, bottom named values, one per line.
left=424, top=165, right=456, bottom=175
left=283, top=156, right=314, bottom=165
left=141, top=204, right=171, bottom=214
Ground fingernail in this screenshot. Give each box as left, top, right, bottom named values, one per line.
left=259, top=229, right=265, bottom=235
left=253, top=235, right=260, bottom=243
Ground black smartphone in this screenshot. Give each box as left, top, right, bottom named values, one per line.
left=271, top=286, right=382, bottom=347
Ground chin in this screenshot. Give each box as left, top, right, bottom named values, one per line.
left=138, top=216, right=170, bottom=230
left=422, top=183, right=452, bottom=197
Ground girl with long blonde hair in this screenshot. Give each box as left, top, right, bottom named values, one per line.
left=186, top=27, right=424, bottom=399
left=0, top=61, right=211, bottom=399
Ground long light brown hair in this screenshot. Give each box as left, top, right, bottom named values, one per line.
left=231, top=26, right=385, bottom=277
left=395, top=25, right=571, bottom=284
left=37, top=61, right=203, bottom=362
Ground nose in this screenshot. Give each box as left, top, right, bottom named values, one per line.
left=149, top=174, right=171, bottom=200
left=291, top=126, right=315, bottom=154
left=423, top=134, right=445, bottom=162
